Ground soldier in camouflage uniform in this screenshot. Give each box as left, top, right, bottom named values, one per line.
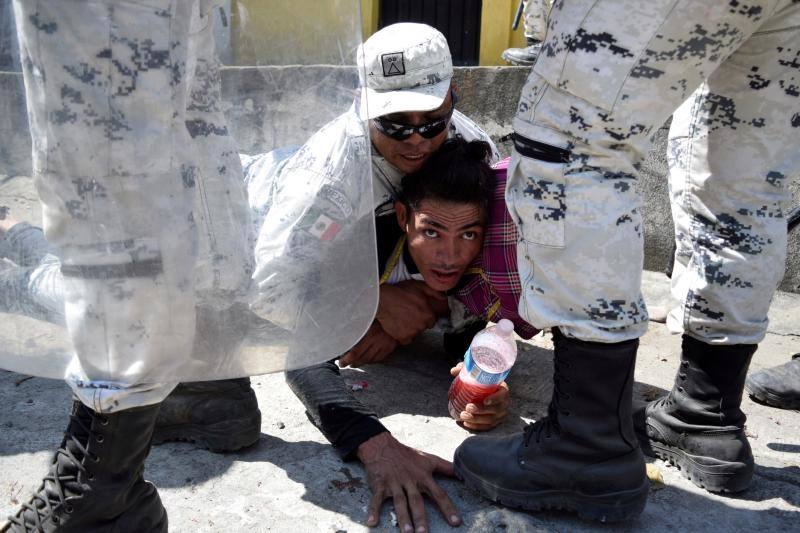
left=2, top=19, right=496, bottom=532
left=246, top=23, right=497, bottom=332
left=456, top=0, right=799, bottom=522
left=502, top=0, right=552, bottom=66
left=4, top=1, right=253, bottom=531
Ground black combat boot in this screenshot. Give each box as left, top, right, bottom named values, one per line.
left=153, top=378, right=261, bottom=452
left=501, top=38, right=542, bottom=66
left=746, top=353, right=800, bottom=410
left=636, top=335, right=756, bottom=493
left=454, top=329, right=648, bottom=523
left=3, top=401, right=166, bottom=532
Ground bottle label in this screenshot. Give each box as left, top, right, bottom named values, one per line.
left=463, top=347, right=510, bottom=386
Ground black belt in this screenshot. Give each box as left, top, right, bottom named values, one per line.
left=512, top=133, right=571, bottom=164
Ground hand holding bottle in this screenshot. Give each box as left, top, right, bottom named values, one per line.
left=449, top=362, right=510, bottom=430
left=448, top=319, right=517, bottom=425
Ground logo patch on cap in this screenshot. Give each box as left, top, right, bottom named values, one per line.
left=381, top=52, right=405, bottom=77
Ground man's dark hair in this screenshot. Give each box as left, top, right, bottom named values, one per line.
left=399, top=137, right=494, bottom=218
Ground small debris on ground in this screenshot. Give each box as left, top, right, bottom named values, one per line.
left=646, top=463, right=666, bottom=490
left=349, top=381, right=369, bottom=391
left=14, top=376, right=34, bottom=386
left=330, top=467, right=364, bottom=493
left=640, top=385, right=663, bottom=401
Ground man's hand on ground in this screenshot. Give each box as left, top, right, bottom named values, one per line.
left=357, top=432, right=461, bottom=532
left=375, top=281, right=446, bottom=345
left=338, top=322, right=398, bottom=368
left=449, top=363, right=510, bottom=430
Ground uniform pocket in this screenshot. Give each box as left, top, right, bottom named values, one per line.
left=533, top=0, right=671, bottom=112
left=507, top=156, right=567, bottom=249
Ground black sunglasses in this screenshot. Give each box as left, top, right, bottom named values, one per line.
left=373, top=91, right=456, bottom=141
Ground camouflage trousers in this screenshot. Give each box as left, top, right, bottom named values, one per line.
left=522, top=0, right=552, bottom=42
left=0, top=222, right=63, bottom=325
left=13, top=0, right=251, bottom=412
left=509, top=0, right=799, bottom=344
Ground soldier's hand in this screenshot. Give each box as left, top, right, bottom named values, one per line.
left=357, top=432, right=461, bottom=532
left=339, top=322, right=398, bottom=367
left=375, top=281, right=446, bottom=345
left=449, top=363, right=510, bottom=431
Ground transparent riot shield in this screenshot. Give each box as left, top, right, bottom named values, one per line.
left=0, top=0, right=377, bottom=384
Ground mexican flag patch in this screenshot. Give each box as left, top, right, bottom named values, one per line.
left=299, top=208, right=341, bottom=241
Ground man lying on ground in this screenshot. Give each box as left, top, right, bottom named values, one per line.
left=286, top=137, right=539, bottom=532
left=0, top=21, right=498, bottom=463
left=0, top=22, right=537, bottom=533
left=0, top=137, right=538, bottom=532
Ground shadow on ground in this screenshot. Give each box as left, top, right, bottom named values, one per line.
left=335, top=330, right=556, bottom=434
left=148, top=431, right=800, bottom=532
left=0, top=370, right=72, bottom=455
left=3, top=330, right=799, bottom=531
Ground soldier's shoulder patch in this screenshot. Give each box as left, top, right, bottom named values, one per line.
left=320, top=184, right=353, bottom=218
left=381, top=52, right=405, bottom=77
left=298, top=207, right=342, bottom=242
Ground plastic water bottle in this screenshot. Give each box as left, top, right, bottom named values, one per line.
left=448, top=319, right=517, bottom=420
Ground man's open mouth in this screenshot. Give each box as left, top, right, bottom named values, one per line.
left=430, top=268, right=461, bottom=284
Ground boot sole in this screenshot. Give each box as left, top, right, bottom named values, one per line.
left=1, top=510, right=168, bottom=533
left=153, top=416, right=261, bottom=453
left=454, top=459, right=649, bottom=523
left=746, top=384, right=800, bottom=410
left=644, top=439, right=753, bottom=493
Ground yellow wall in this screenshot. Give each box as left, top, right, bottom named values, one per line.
left=231, top=0, right=364, bottom=65
left=361, top=0, right=379, bottom=39
left=232, top=0, right=526, bottom=66
left=479, top=0, right=528, bottom=66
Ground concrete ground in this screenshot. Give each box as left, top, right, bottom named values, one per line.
left=1, top=271, right=798, bottom=532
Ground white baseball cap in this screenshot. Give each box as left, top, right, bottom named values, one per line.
left=357, top=23, right=453, bottom=120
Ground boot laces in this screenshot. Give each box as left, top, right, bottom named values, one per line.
left=523, top=358, right=572, bottom=446
left=7, top=405, right=105, bottom=531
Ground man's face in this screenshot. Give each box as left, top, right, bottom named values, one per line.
left=370, top=90, right=453, bottom=174
left=395, top=198, right=485, bottom=292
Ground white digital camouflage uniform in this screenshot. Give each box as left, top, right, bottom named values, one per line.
left=246, top=107, right=499, bottom=330
left=12, top=0, right=252, bottom=412
left=0, top=107, right=496, bottom=339
left=0, top=221, right=63, bottom=325
left=510, top=0, right=799, bottom=343
left=522, top=0, right=553, bottom=42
